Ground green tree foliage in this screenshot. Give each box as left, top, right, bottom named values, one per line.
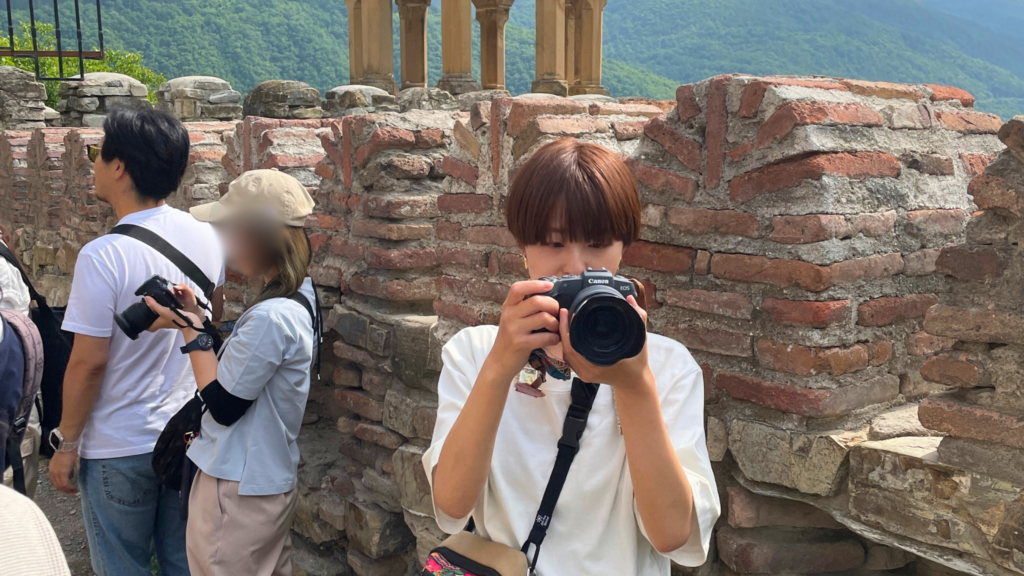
left=0, top=22, right=165, bottom=107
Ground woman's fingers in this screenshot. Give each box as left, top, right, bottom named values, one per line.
left=504, top=280, right=555, bottom=306
left=627, top=295, right=649, bottom=325
left=522, top=311, right=560, bottom=334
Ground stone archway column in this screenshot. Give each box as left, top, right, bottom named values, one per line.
left=473, top=0, right=514, bottom=91
left=565, top=0, right=576, bottom=89
left=568, top=0, right=609, bottom=96
left=346, top=0, right=364, bottom=84
left=361, top=0, right=399, bottom=94
left=397, top=0, right=431, bottom=89
left=437, top=0, right=482, bottom=94
left=532, top=0, right=568, bottom=96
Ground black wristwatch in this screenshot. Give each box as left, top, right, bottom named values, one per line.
left=181, top=333, right=215, bottom=355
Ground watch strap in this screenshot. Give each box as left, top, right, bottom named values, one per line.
left=181, top=333, right=213, bottom=354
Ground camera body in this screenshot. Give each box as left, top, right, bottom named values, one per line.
left=534, top=269, right=646, bottom=367
left=115, top=275, right=182, bottom=340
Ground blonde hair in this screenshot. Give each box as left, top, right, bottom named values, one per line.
left=252, top=225, right=311, bottom=306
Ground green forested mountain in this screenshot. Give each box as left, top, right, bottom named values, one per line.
left=17, top=0, right=1024, bottom=117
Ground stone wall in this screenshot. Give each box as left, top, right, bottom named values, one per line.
left=0, top=75, right=1020, bottom=576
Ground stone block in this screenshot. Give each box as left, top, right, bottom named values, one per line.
left=346, top=548, right=410, bottom=576
left=918, top=393, right=1024, bottom=449
left=937, top=436, right=1024, bottom=486
left=393, top=316, right=440, bottom=389
left=717, top=526, right=865, bottom=574
left=726, top=486, right=841, bottom=529
left=706, top=416, right=727, bottom=462
left=294, top=488, right=343, bottom=544
left=344, top=497, right=415, bottom=559
left=863, top=543, right=916, bottom=570
left=403, top=510, right=446, bottom=567
left=208, top=89, right=242, bottom=104
left=383, top=387, right=438, bottom=441
left=392, top=444, right=433, bottom=516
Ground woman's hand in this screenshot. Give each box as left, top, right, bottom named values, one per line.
left=559, top=295, right=652, bottom=391
left=487, top=280, right=562, bottom=378
left=145, top=286, right=205, bottom=333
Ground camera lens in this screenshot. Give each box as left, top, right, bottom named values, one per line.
left=114, top=300, right=161, bottom=340
left=568, top=286, right=646, bottom=367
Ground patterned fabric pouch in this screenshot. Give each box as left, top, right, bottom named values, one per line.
left=514, top=349, right=572, bottom=398
left=422, top=532, right=527, bottom=576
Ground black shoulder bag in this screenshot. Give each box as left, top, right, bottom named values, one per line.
left=423, top=378, right=600, bottom=576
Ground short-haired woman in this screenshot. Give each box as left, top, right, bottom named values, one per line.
left=424, top=139, right=720, bottom=575
left=146, top=169, right=319, bottom=576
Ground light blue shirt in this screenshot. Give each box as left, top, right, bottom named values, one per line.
left=187, top=278, right=315, bottom=496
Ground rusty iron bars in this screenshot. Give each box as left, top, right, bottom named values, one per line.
left=1, top=0, right=104, bottom=80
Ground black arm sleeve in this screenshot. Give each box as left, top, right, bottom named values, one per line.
left=199, top=379, right=254, bottom=426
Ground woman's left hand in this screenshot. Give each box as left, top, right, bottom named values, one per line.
left=145, top=295, right=205, bottom=332
left=559, top=295, right=652, bottom=391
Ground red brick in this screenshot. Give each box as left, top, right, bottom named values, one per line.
left=730, top=152, right=902, bottom=203
left=465, top=226, right=517, bottom=248
left=380, top=155, right=432, bottom=179
left=934, top=110, right=1003, bottom=134
left=505, top=98, right=589, bottom=137
left=362, top=196, right=439, bottom=219
left=512, top=116, right=611, bottom=159
left=906, top=331, right=956, bottom=356
left=710, top=253, right=831, bottom=292
left=415, top=128, right=445, bottom=149
left=622, top=241, right=696, bottom=273
left=969, top=173, right=1022, bottom=216
left=309, top=233, right=330, bottom=253
left=961, top=153, right=995, bottom=176
left=468, top=279, right=510, bottom=304
left=350, top=220, right=433, bottom=241
left=676, top=84, right=701, bottom=123
left=924, top=305, right=1024, bottom=346
left=643, top=117, right=702, bottom=173
left=612, top=120, right=647, bottom=141
left=636, top=278, right=660, bottom=311
left=348, top=275, right=437, bottom=301
left=355, top=127, right=416, bottom=166
left=589, top=102, right=663, bottom=118
left=435, top=276, right=465, bottom=299
left=354, top=422, right=405, bottom=450
left=919, top=395, right=1024, bottom=449
left=756, top=101, right=883, bottom=147
left=716, top=371, right=899, bottom=418
left=905, top=209, right=966, bottom=239
left=920, top=353, right=983, bottom=388
left=365, top=247, right=437, bottom=270
left=437, top=194, right=491, bottom=214
left=717, top=526, right=865, bottom=575
left=470, top=101, right=490, bottom=130
left=829, top=253, right=905, bottom=285
left=667, top=208, right=759, bottom=238
left=756, top=339, right=888, bottom=376
left=727, top=142, right=754, bottom=162
left=857, top=294, right=939, bottom=327
left=839, top=79, right=924, bottom=101
left=336, top=389, right=385, bottom=421
left=314, top=161, right=334, bottom=181
left=497, top=252, right=528, bottom=277
left=262, top=153, right=324, bottom=169
left=761, top=298, right=850, bottom=328
left=726, top=486, right=842, bottom=529
left=331, top=238, right=365, bottom=259
left=663, top=289, right=754, bottom=319
left=437, top=247, right=488, bottom=268
left=705, top=75, right=732, bottom=188
left=667, top=326, right=753, bottom=357
left=770, top=211, right=896, bottom=244
left=625, top=159, right=698, bottom=201
left=433, top=299, right=484, bottom=326
left=341, top=118, right=355, bottom=188
left=935, top=245, right=1006, bottom=281
left=700, top=364, right=714, bottom=401
left=441, top=155, right=479, bottom=185
left=904, top=153, right=956, bottom=176
left=436, top=221, right=463, bottom=241
left=925, top=84, right=976, bottom=107
left=738, top=78, right=850, bottom=118
left=491, top=97, right=511, bottom=183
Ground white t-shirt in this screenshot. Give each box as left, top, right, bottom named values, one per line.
left=423, top=326, right=720, bottom=576
left=0, top=239, right=32, bottom=345
left=188, top=278, right=315, bottom=496
left=62, top=205, right=225, bottom=460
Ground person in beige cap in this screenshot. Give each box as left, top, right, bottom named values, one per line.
left=146, top=169, right=320, bottom=576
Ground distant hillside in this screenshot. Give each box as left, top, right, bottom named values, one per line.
left=15, top=0, right=1024, bottom=117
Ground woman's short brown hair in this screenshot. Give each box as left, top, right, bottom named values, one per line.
left=506, top=138, right=642, bottom=247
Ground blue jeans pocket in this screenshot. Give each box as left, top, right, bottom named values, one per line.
left=100, top=462, right=157, bottom=507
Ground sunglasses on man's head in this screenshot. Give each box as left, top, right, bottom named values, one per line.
left=87, top=145, right=101, bottom=163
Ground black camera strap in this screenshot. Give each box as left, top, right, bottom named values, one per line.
left=520, top=377, right=600, bottom=573
left=109, top=224, right=216, bottom=303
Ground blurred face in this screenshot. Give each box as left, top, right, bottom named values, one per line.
left=521, top=229, right=625, bottom=279
left=218, top=220, right=275, bottom=278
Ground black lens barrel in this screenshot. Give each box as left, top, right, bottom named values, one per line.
left=114, top=300, right=161, bottom=340
left=568, top=285, right=646, bottom=367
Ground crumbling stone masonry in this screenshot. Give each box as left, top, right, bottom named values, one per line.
left=0, top=66, right=49, bottom=129
left=156, top=76, right=243, bottom=122
left=57, top=72, right=152, bottom=127
left=1, top=75, right=1021, bottom=576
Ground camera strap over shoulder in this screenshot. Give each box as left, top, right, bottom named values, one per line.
left=520, top=377, right=600, bottom=573
left=109, top=224, right=216, bottom=302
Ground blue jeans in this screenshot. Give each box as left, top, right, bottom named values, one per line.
left=79, top=452, right=190, bottom=576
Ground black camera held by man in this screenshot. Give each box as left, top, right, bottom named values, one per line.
left=533, top=268, right=646, bottom=367
left=114, top=275, right=183, bottom=340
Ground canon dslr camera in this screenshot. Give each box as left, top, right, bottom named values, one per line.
left=115, top=275, right=182, bottom=340
left=535, top=268, right=646, bottom=366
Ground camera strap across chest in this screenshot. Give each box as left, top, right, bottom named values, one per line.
left=520, top=377, right=600, bottom=572
left=109, top=224, right=215, bottom=301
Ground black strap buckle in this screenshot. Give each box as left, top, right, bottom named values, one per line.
left=558, top=414, right=588, bottom=450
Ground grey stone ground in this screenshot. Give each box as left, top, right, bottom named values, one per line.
left=33, top=458, right=93, bottom=575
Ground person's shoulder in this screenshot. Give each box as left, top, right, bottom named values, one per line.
left=442, top=324, right=499, bottom=356
left=648, top=333, right=702, bottom=385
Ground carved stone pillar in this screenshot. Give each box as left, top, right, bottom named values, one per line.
left=473, top=0, right=513, bottom=91
left=568, top=0, right=609, bottom=96
left=361, top=0, right=398, bottom=94
left=565, top=0, right=576, bottom=88
left=397, top=0, right=431, bottom=89
left=345, top=0, right=364, bottom=84
left=437, top=0, right=482, bottom=94
left=532, top=0, right=567, bottom=96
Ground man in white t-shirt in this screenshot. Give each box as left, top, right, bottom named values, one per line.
left=47, top=108, right=225, bottom=576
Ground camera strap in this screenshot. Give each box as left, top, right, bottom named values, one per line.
left=109, top=224, right=216, bottom=304
left=520, top=377, right=600, bottom=573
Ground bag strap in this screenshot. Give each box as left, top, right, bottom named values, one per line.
left=287, top=290, right=322, bottom=380
left=109, top=224, right=215, bottom=301
left=520, top=377, right=600, bottom=572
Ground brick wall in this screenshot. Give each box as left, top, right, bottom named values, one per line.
left=1, top=75, right=1020, bottom=576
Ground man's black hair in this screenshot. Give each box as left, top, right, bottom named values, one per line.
left=100, top=108, right=190, bottom=202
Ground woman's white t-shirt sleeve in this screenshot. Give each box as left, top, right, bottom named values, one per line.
left=217, top=308, right=288, bottom=401
left=62, top=249, right=119, bottom=338
left=634, top=364, right=721, bottom=566
left=422, top=328, right=479, bottom=534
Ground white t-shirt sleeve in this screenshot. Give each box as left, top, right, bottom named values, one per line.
left=216, top=308, right=288, bottom=401
left=61, top=249, right=119, bottom=338
left=635, top=362, right=721, bottom=567
left=422, top=327, right=480, bottom=534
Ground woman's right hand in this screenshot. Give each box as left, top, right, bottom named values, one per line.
left=489, top=280, right=562, bottom=376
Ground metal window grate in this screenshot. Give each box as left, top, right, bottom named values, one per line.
left=1, top=0, right=104, bottom=81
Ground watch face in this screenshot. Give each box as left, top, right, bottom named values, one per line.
left=49, top=429, right=62, bottom=451
left=198, top=333, right=214, bottom=349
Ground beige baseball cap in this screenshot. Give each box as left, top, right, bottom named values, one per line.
left=190, top=169, right=315, bottom=227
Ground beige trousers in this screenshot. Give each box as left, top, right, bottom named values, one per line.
left=186, top=471, right=299, bottom=576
